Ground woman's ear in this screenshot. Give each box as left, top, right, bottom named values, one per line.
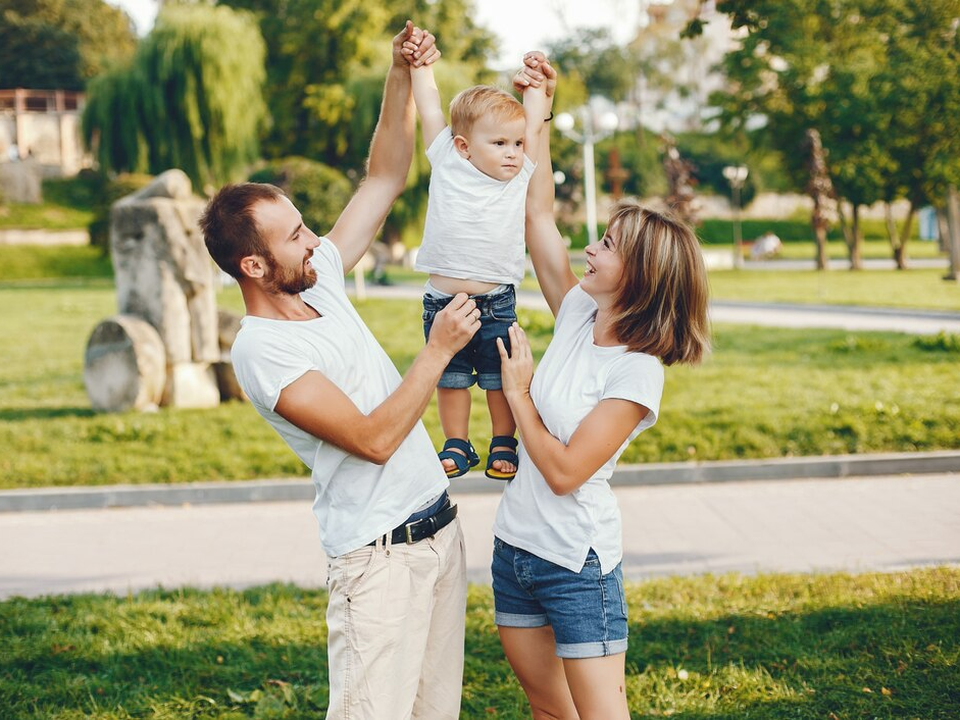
left=453, top=135, right=470, bottom=159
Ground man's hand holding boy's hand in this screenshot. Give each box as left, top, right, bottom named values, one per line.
left=514, top=51, right=556, bottom=98
left=393, top=20, right=441, bottom=68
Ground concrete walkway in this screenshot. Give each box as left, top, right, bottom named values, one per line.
left=353, top=282, right=960, bottom=335
left=2, top=473, right=957, bottom=600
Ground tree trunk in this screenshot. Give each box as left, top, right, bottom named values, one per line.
left=896, top=203, right=915, bottom=271
left=814, top=227, right=829, bottom=270
left=937, top=207, right=949, bottom=254
left=946, top=185, right=960, bottom=282
left=849, top=203, right=863, bottom=270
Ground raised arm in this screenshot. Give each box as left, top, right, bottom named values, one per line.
left=521, top=73, right=551, bottom=165
left=411, top=62, right=447, bottom=148
left=515, top=55, right=578, bottom=317
left=327, top=22, right=439, bottom=273
left=275, top=294, right=479, bottom=464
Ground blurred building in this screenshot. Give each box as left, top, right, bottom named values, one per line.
left=0, top=89, right=89, bottom=177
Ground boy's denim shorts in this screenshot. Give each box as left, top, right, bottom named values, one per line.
left=422, top=285, right=516, bottom=391
left=491, top=537, right=628, bottom=659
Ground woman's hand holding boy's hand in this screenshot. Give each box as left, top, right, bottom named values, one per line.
left=513, top=52, right=556, bottom=98
left=497, top=323, right=534, bottom=401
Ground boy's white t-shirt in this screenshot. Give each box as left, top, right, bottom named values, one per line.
left=231, top=238, right=449, bottom=557
left=415, top=128, right=535, bottom=286
left=493, top=285, right=664, bottom=575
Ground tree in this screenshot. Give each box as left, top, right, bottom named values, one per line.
left=0, top=0, right=136, bottom=90
left=82, top=4, right=266, bottom=190
left=688, top=0, right=960, bottom=269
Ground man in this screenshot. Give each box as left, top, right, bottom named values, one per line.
left=200, top=23, right=479, bottom=720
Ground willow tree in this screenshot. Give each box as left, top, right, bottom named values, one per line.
left=82, top=4, right=266, bottom=191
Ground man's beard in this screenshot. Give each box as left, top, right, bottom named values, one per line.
left=264, top=252, right=318, bottom=295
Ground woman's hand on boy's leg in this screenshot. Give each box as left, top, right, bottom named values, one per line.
left=497, top=323, right=534, bottom=401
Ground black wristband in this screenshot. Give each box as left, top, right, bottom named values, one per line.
left=544, top=111, right=554, bottom=122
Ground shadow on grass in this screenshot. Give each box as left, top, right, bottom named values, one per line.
left=2, top=581, right=958, bottom=719
left=0, top=407, right=96, bottom=422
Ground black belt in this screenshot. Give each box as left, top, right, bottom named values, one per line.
left=368, top=499, right=458, bottom=546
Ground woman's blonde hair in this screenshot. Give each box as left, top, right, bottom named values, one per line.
left=607, top=201, right=711, bottom=365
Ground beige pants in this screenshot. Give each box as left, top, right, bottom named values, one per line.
left=325, top=517, right=467, bottom=720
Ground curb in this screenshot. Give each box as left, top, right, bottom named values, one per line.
left=2, top=450, right=958, bottom=513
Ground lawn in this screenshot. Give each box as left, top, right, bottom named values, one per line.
left=0, top=202, right=94, bottom=231
left=2, top=277, right=959, bottom=488
left=1, top=568, right=957, bottom=718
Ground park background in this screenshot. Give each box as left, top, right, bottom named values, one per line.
left=1, top=0, right=959, bottom=718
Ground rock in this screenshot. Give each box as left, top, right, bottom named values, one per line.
left=84, top=315, right=166, bottom=412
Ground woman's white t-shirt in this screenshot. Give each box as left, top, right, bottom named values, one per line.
left=493, top=285, right=664, bottom=575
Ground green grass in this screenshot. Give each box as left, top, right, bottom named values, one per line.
left=700, top=238, right=946, bottom=261
left=0, top=245, right=113, bottom=281
left=0, top=202, right=93, bottom=231
left=1, top=568, right=957, bottom=718
left=2, top=280, right=959, bottom=488
left=709, top=268, right=960, bottom=311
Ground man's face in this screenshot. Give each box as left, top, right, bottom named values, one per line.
left=252, top=196, right=320, bottom=295
left=457, top=114, right=526, bottom=181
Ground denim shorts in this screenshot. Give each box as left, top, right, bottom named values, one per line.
left=422, top=285, right=517, bottom=390
left=491, top=537, right=628, bottom=659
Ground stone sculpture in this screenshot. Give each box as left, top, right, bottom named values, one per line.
left=84, top=169, right=243, bottom=412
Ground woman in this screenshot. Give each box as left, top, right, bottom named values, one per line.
left=491, top=54, right=711, bottom=719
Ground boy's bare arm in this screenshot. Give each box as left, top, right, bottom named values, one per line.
left=522, top=73, right=552, bottom=163
left=411, top=63, right=447, bottom=148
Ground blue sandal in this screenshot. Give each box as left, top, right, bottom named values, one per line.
left=485, top=436, right=519, bottom=481
left=438, top=438, right=480, bottom=478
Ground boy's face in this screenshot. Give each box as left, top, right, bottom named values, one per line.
left=456, top=114, right=526, bottom=181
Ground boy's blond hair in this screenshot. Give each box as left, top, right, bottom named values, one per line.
left=449, top=85, right=524, bottom=138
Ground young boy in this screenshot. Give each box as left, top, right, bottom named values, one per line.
left=411, top=58, right=551, bottom=480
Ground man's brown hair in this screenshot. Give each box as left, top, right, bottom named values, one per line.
left=200, top=183, right=286, bottom=279
left=607, top=201, right=711, bottom=366
left=449, top=85, right=524, bottom=138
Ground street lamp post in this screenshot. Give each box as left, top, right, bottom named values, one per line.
left=723, top=164, right=749, bottom=269
left=555, top=102, right=619, bottom=246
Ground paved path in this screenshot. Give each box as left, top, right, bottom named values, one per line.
left=3, top=474, right=957, bottom=600
left=354, top=282, right=960, bottom=335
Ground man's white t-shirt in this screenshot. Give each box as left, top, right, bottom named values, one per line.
left=493, top=285, right=664, bottom=575
left=231, top=238, right=449, bottom=557
left=414, top=128, right=535, bottom=286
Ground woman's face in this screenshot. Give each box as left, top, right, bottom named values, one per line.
left=581, top=222, right=626, bottom=302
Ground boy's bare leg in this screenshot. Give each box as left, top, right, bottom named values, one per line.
left=438, top=387, right=472, bottom=473
left=487, top=389, right=518, bottom=474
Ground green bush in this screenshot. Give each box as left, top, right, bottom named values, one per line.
left=87, top=171, right=155, bottom=251
left=41, top=174, right=97, bottom=211
left=697, top=217, right=920, bottom=245
left=914, top=332, right=960, bottom=353
left=249, top=157, right=352, bottom=236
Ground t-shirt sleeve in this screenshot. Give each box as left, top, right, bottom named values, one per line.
left=232, top=329, right=313, bottom=413
left=554, top=284, right=596, bottom=329
left=425, top=128, right=455, bottom=167
left=603, top=354, right=664, bottom=433
left=314, top=235, right=345, bottom=285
